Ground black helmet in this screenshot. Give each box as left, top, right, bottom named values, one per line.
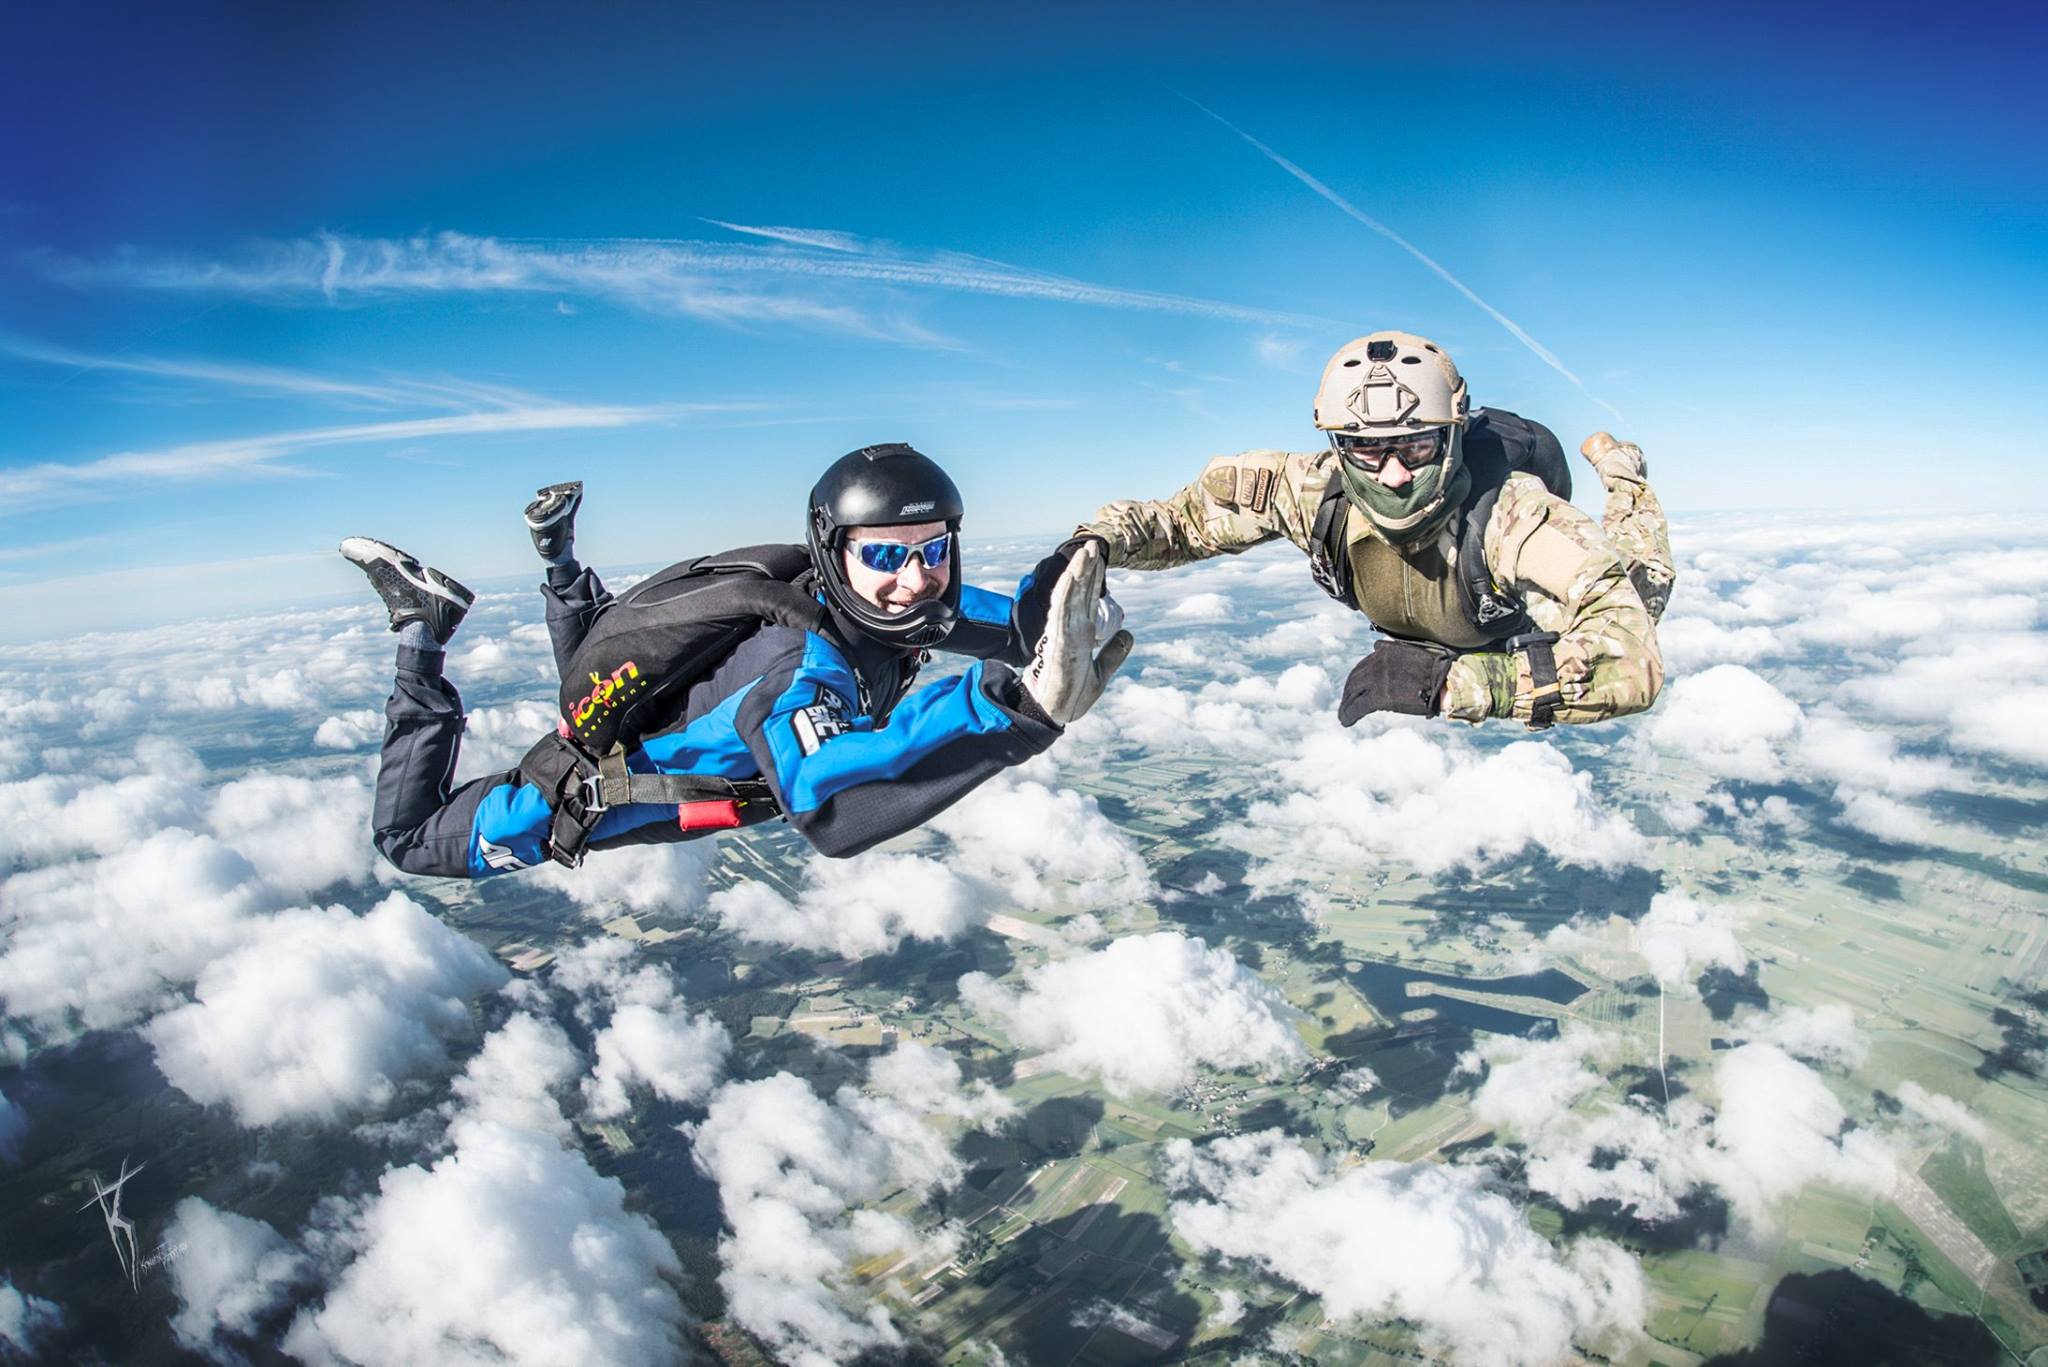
left=806, top=442, right=965, bottom=648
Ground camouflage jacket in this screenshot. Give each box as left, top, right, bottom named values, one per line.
left=1079, top=449, right=1663, bottom=726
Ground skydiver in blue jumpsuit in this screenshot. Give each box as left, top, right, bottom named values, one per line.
left=339, top=443, right=1133, bottom=879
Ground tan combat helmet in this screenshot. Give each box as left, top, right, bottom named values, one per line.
left=1313, top=331, right=1473, bottom=544
left=1313, top=330, right=1468, bottom=436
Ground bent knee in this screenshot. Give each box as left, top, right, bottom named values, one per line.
left=373, top=827, right=475, bottom=879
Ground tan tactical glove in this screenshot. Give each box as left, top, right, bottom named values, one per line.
left=1020, top=542, right=1134, bottom=726
left=1580, top=431, right=1648, bottom=483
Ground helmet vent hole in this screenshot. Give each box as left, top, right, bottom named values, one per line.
left=1400, top=356, right=1421, bottom=364
left=1342, top=358, right=1362, bottom=367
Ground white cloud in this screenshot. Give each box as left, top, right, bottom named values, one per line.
left=1635, top=892, right=1749, bottom=986
left=1163, top=591, right=1231, bottom=622
left=1639, top=665, right=1803, bottom=783
left=168, top=666, right=319, bottom=713
left=0, top=770, right=204, bottom=865
left=0, top=830, right=273, bottom=1036
left=1796, top=716, right=1954, bottom=797
left=930, top=771, right=1156, bottom=912
left=1243, top=726, right=1647, bottom=887
left=1086, top=663, right=1332, bottom=762
left=47, top=229, right=1325, bottom=339
left=283, top=1014, right=689, bottom=1367
left=1462, top=1007, right=1893, bottom=1231
left=0, top=333, right=559, bottom=411
left=1, top=404, right=694, bottom=509
left=448, top=1012, right=584, bottom=1139
left=586, top=1000, right=731, bottom=1117
left=1835, top=790, right=1932, bottom=844
left=709, top=851, right=983, bottom=958
left=960, top=931, right=1307, bottom=1095
left=542, top=939, right=731, bottom=1119
left=1896, top=1081, right=1988, bottom=1143
left=1656, top=616, right=1783, bottom=673
left=145, top=892, right=506, bottom=1126
left=206, top=774, right=376, bottom=898
left=449, top=700, right=565, bottom=783
left=530, top=837, right=719, bottom=918
left=1846, top=633, right=2048, bottom=768
left=0, top=1278, right=64, bottom=1357
left=1704, top=1040, right=1893, bottom=1225
left=691, top=1046, right=1010, bottom=1367
left=1165, top=1130, right=1643, bottom=1367
left=1254, top=333, right=1308, bottom=369
left=1753, top=1002, right=1868, bottom=1068
left=165, top=1198, right=312, bottom=1363
left=313, top=710, right=382, bottom=750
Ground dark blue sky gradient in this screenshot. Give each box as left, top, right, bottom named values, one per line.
left=1, top=1, right=2041, bottom=636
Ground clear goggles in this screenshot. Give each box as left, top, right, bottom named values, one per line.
left=850, top=531, right=951, bottom=574
left=1329, top=428, right=1444, bottom=472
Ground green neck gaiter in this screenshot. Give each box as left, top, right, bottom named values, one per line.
left=1342, top=459, right=1469, bottom=546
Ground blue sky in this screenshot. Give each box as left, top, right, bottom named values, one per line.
left=2, top=0, right=2042, bottom=640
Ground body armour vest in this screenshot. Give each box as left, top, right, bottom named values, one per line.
left=1343, top=507, right=1496, bottom=650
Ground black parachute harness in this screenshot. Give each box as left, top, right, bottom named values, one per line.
left=515, top=544, right=837, bottom=868
left=517, top=735, right=780, bottom=869
left=1309, top=408, right=1568, bottom=729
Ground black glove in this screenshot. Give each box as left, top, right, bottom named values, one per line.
left=1014, top=534, right=1109, bottom=657
left=1338, top=639, right=1455, bottom=725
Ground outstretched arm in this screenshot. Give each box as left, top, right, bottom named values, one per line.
left=936, top=583, right=1031, bottom=667
left=737, top=635, right=1059, bottom=859
left=1077, top=449, right=1333, bottom=570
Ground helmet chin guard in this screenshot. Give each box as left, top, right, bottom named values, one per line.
left=806, top=443, right=965, bottom=648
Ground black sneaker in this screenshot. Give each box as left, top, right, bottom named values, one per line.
left=523, top=481, right=583, bottom=562
left=338, top=537, right=476, bottom=643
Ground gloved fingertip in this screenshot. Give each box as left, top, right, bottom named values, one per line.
left=1098, top=629, right=1135, bottom=675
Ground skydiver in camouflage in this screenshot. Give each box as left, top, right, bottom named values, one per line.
left=1074, top=331, right=1674, bottom=729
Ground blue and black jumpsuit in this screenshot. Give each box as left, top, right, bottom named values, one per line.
left=370, top=562, right=1058, bottom=878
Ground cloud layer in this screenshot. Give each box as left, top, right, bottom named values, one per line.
left=961, top=931, right=1307, bottom=1095
left=1166, top=1130, right=1643, bottom=1367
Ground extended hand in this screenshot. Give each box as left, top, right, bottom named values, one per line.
left=1015, top=534, right=1110, bottom=656
left=1338, top=639, right=1456, bottom=726
left=1021, top=541, right=1134, bottom=726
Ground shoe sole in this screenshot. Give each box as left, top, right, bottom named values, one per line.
left=524, top=482, right=584, bottom=530
left=338, top=537, right=476, bottom=609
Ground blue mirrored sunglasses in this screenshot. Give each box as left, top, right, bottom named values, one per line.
left=852, top=531, right=951, bottom=574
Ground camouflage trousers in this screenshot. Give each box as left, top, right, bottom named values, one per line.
left=1595, top=450, right=1675, bottom=622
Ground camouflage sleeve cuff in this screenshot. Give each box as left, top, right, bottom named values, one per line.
left=1073, top=521, right=1127, bottom=566
left=1441, top=653, right=1516, bottom=724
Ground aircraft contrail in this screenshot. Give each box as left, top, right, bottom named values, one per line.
left=1179, top=93, right=1623, bottom=421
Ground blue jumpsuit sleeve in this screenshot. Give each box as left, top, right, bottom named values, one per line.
left=736, top=631, right=1059, bottom=858
left=939, top=582, right=1032, bottom=666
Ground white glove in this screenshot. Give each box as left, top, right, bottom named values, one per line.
left=1021, top=542, right=1134, bottom=726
